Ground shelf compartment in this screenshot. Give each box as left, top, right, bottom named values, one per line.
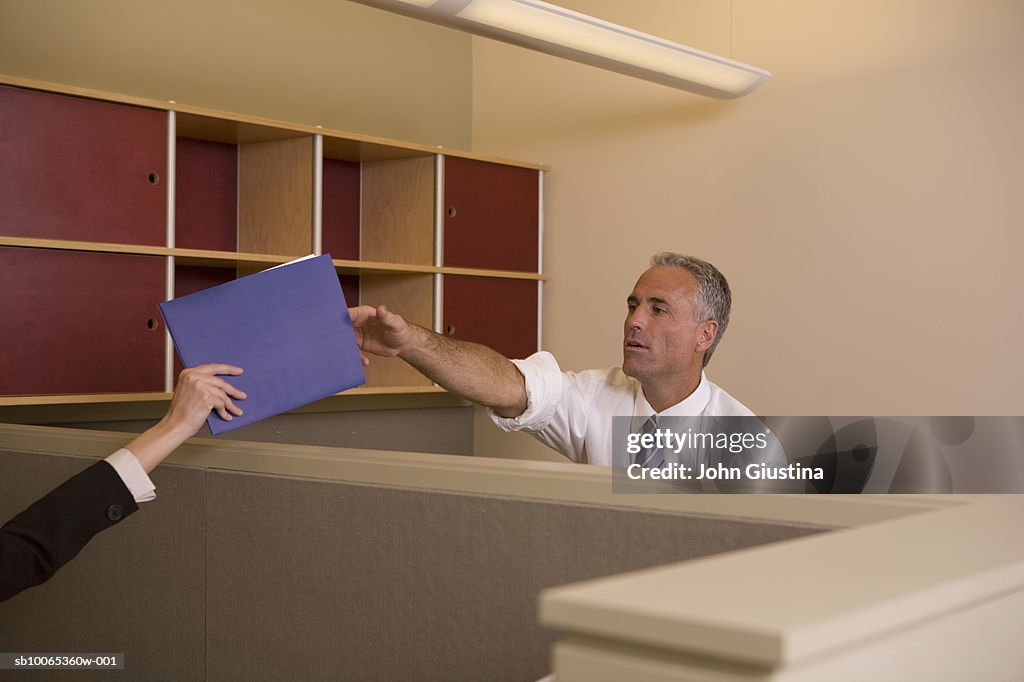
left=360, top=156, right=436, bottom=266
left=359, top=274, right=434, bottom=388
left=238, top=136, right=315, bottom=258
left=175, top=137, right=238, bottom=252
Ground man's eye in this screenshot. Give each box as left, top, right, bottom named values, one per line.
left=627, top=303, right=637, bottom=311
left=653, top=307, right=667, bottom=315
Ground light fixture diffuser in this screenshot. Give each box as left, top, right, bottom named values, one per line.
left=352, top=0, right=770, bottom=98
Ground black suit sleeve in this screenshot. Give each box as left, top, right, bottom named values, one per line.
left=0, top=460, right=140, bottom=603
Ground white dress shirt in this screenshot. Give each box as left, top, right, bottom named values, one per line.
left=490, top=351, right=754, bottom=466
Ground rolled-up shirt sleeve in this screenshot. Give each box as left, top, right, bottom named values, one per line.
left=489, top=351, right=565, bottom=433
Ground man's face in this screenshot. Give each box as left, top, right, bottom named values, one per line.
left=622, top=266, right=713, bottom=386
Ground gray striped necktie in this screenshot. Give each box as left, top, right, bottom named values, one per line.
left=635, top=415, right=664, bottom=469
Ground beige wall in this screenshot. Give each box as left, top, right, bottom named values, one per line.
left=0, top=0, right=473, bottom=148
left=471, top=0, right=1024, bottom=438
left=3, top=1, right=1022, bottom=458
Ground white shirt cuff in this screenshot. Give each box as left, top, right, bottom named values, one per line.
left=104, top=448, right=157, bottom=503
left=490, top=351, right=562, bottom=432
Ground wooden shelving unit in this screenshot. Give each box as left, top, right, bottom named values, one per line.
left=0, top=75, right=548, bottom=405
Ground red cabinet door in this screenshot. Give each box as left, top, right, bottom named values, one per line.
left=443, top=157, right=538, bottom=272
left=0, top=85, right=167, bottom=245
left=442, top=275, right=538, bottom=360
left=0, top=248, right=166, bottom=394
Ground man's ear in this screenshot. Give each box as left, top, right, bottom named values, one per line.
left=696, top=320, right=718, bottom=353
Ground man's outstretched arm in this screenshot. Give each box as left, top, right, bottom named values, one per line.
left=349, top=305, right=528, bottom=418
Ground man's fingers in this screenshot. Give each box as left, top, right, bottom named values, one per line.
left=348, top=305, right=376, bottom=326
left=376, top=305, right=395, bottom=325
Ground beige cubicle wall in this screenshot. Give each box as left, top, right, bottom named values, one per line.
left=542, top=492, right=1024, bottom=681
left=0, top=392, right=477, bottom=457
left=1, top=424, right=1008, bottom=681
left=0, top=424, right=828, bottom=681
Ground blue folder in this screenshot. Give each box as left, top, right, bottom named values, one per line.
left=158, top=254, right=365, bottom=435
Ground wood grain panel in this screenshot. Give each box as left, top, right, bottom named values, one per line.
left=361, top=156, right=434, bottom=266
left=238, top=137, right=313, bottom=256
left=0, top=248, right=165, bottom=394
left=0, top=85, right=167, bottom=245
left=359, top=274, right=434, bottom=387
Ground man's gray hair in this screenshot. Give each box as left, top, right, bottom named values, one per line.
left=650, top=252, right=731, bottom=368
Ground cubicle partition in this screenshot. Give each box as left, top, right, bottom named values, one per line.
left=0, top=424, right=823, bottom=681
left=3, top=424, right=1018, bottom=681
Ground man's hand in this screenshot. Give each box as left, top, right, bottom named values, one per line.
left=349, top=305, right=415, bottom=364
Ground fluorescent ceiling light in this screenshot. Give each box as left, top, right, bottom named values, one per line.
left=353, top=0, right=770, bottom=98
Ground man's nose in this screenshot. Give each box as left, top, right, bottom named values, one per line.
left=626, top=309, right=645, bottom=330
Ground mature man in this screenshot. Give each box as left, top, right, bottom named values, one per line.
left=350, top=252, right=753, bottom=466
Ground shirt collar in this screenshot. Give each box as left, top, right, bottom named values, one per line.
left=632, top=372, right=712, bottom=429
